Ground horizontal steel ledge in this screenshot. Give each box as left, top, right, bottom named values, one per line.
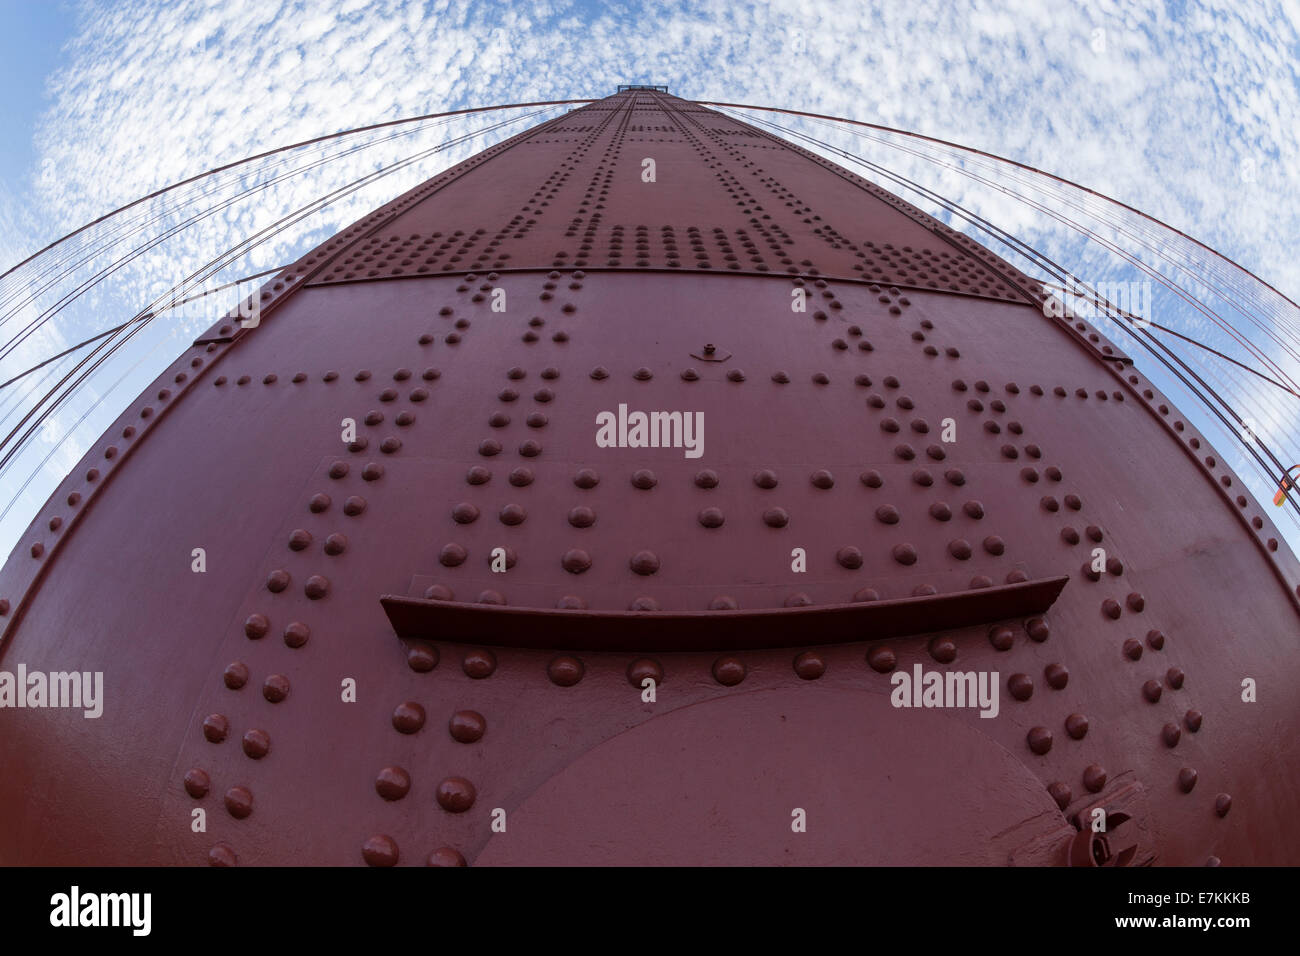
left=380, top=575, right=1069, bottom=652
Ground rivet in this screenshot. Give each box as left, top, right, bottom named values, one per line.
left=620, top=658, right=664, bottom=692
left=793, top=651, right=826, bottom=680
left=519, top=439, right=542, bottom=457
left=362, top=835, right=399, bottom=867
left=929, top=636, right=957, bottom=663
left=861, top=470, right=884, bottom=488
left=1045, top=662, right=1069, bottom=689
left=1142, top=679, right=1163, bottom=702
left=697, top=506, right=725, bottom=528
left=988, top=625, right=1014, bottom=650
left=498, top=503, right=526, bottom=526
left=1102, top=599, right=1122, bottom=620
left=308, top=493, right=331, bottom=513
left=1008, top=673, right=1033, bottom=700
left=436, top=777, right=477, bottom=813
left=407, top=644, right=438, bottom=671
left=224, top=786, right=253, bottom=819
left=392, top=701, right=426, bottom=734
left=1083, top=765, right=1107, bottom=793
left=1166, top=666, right=1185, bottom=689
left=963, top=500, right=985, bottom=519
left=1215, top=793, right=1232, bottom=817
left=949, top=539, right=972, bottom=560
left=244, top=614, right=270, bottom=640
left=1065, top=714, right=1089, bottom=739
left=207, top=843, right=237, bottom=867
left=257, top=673, right=288, bottom=704
left=1047, top=782, right=1072, bottom=811
left=712, top=655, right=746, bottom=686
left=562, top=548, right=592, bottom=573
left=810, top=469, right=834, bottom=489
left=548, top=655, right=585, bottom=686
left=983, top=535, right=1005, bottom=555
left=695, top=469, right=719, bottom=488
left=1123, top=638, right=1143, bottom=660
left=1027, top=726, right=1053, bottom=755
left=452, top=502, right=483, bottom=522
left=1178, top=767, right=1198, bottom=793
left=343, top=496, right=366, bottom=516
left=893, top=543, right=918, bottom=565
left=443, top=709, right=489, bottom=745
left=867, top=646, right=896, bottom=672
left=630, top=550, right=660, bottom=575
left=836, top=545, right=863, bottom=569
left=631, top=468, right=658, bottom=489
left=1185, top=709, right=1203, bottom=732
left=304, top=575, right=329, bottom=600
left=184, top=768, right=210, bottom=798
left=375, top=766, right=411, bottom=801
left=1162, top=722, right=1181, bottom=747
left=283, top=621, right=310, bottom=648
left=754, top=469, right=779, bottom=489
left=439, top=543, right=467, bottom=567
left=427, top=847, right=467, bottom=867
left=463, top=649, right=497, bottom=679
left=629, top=595, right=661, bottom=611
left=266, top=569, right=290, bottom=592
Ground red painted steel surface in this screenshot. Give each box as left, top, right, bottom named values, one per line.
left=1, top=91, right=1297, bottom=866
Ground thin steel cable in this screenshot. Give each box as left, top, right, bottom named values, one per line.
left=0, top=117, right=455, bottom=324
left=722, top=107, right=1300, bottom=524
left=791, top=114, right=1300, bottom=384
left=1, top=98, right=596, bottom=282
left=0, top=110, right=481, bottom=361
left=0, top=106, right=562, bottom=486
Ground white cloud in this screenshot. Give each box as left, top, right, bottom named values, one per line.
left=0, top=0, right=1297, bottom=552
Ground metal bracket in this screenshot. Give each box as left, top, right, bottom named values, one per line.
left=381, top=574, right=1068, bottom=652
left=1067, top=777, right=1155, bottom=867
left=690, top=343, right=731, bottom=362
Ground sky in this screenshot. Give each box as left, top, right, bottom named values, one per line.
left=0, top=0, right=1297, bottom=556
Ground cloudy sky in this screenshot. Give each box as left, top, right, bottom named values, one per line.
left=0, top=0, right=1298, bottom=553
